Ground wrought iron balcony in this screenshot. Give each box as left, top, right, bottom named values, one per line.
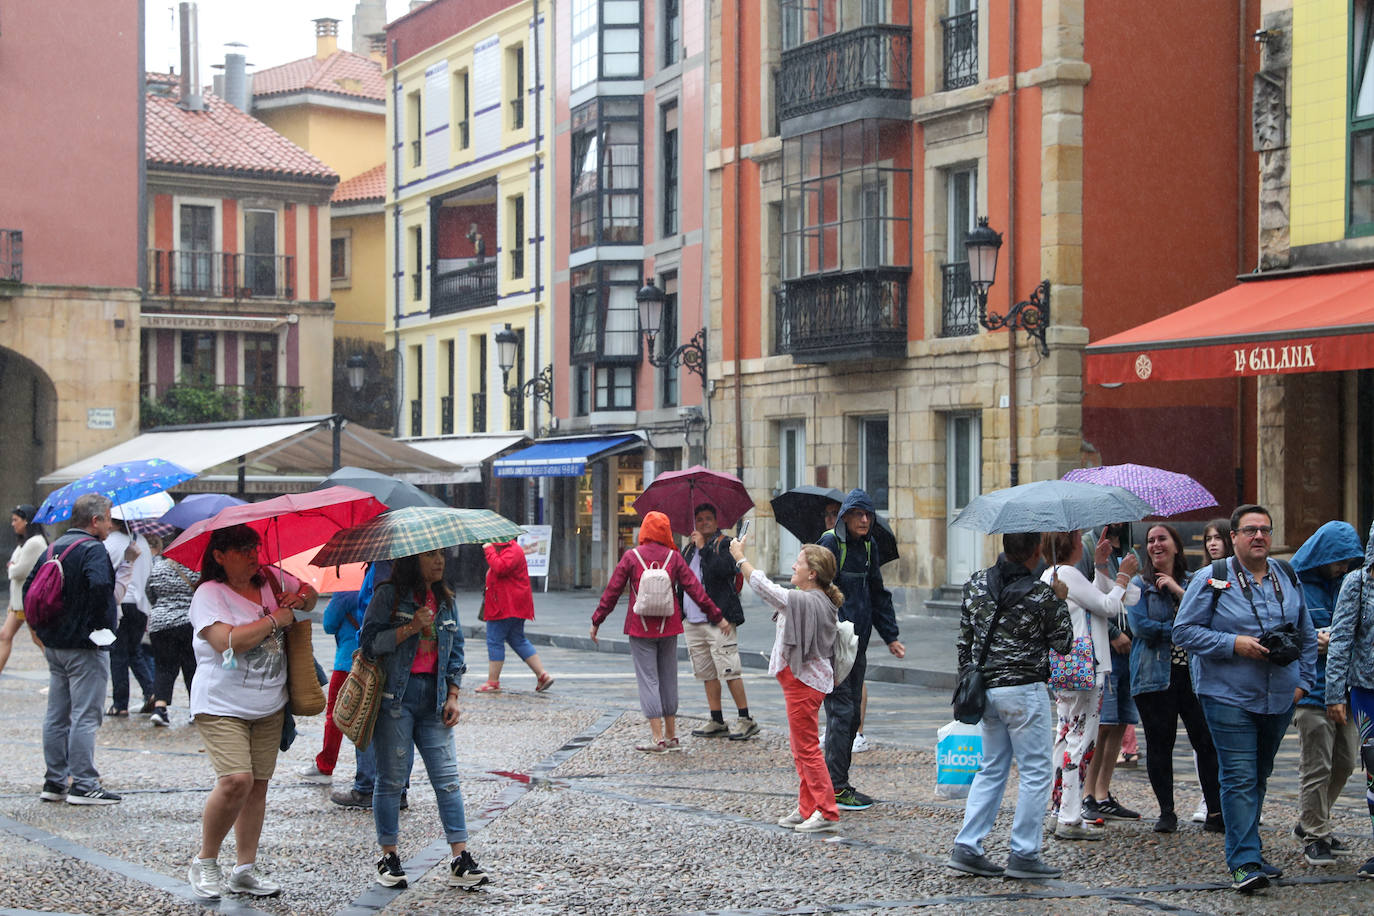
left=941, top=9, right=978, bottom=90
left=457, top=120, right=470, bottom=149
left=777, top=25, right=912, bottom=122
left=940, top=261, right=978, bottom=337
left=0, top=229, right=22, bottom=283
left=471, top=392, right=487, bottom=433
left=432, top=260, right=498, bottom=315
left=510, top=246, right=525, bottom=280
left=146, top=249, right=296, bottom=300
left=511, top=96, right=524, bottom=130
left=774, top=268, right=909, bottom=362
left=410, top=399, right=423, bottom=436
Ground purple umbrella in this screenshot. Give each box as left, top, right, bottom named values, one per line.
left=158, top=493, right=247, bottom=530
left=1062, top=464, right=1217, bottom=517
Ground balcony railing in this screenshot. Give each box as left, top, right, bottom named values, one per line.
left=774, top=268, right=909, bottom=362
left=146, top=250, right=295, bottom=300
left=941, top=9, right=978, bottom=90
left=457, top=120, right=470, bottom=149
left=432, top=260, right=498, bottom=315
left=776, top=24, right=912, bottom=122
left=141, top=382, right=303, bottom=427
left=511, top=97, right=524, bottom=130
left=940, top=261, right=979, bottom=337
left=471, top=392, right=487, bottom=433
left=411, top=138, right=422, bottom=167
left=410, top=399, right=422, bottom=436
left=510, top=247, right=525, bottom=280
left=440, top=395, right=454, bottom=435
left=1, top=229, right=22, bottom=283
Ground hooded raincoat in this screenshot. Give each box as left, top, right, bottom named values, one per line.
left=816, top=489, right=899, bottom=650
left=1291, top=521, right=1364, bottom=707
left=593, top=512, right=723, bottom=638
left=1324, top=522, right=1374, bottom=705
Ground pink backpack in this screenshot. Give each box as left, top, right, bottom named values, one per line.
left=25, top=537, right=92, bottom=631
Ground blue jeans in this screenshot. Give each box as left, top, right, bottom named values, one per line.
left=485, top=617, right=536, bottom=662
left=954, top=682, right=1055, bottom=859
left=353, top=741, right=378, bottom=795
left=372, top=673, right=467, bottom=847
left=1199, top=695, right=1293, bottom=871
left=109, top=605, right=155, bottom=710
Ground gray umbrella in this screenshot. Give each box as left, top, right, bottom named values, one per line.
left=315, top=466, right=446, bottom=509
left=949, top=480, right=1153, bottom=534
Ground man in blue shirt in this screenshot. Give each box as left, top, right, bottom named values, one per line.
left=1174, top=504, right=1318, bottom=893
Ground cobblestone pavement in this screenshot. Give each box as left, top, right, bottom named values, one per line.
left=1, top=608, right=1372, bottom=915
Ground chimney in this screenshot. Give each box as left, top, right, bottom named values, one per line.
left=367, top=32, right=386, bottom=63
left=314, top=18, right=339, bottom=59
left=223, top=52, right=249, bottom=110
left=178, top=2, right=205, bottom=111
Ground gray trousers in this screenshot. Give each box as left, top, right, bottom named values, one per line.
left=43, top=648, right=109, bottom=792
left=1295, top=705, right=1359, bottom=839
left=629, top=635, right=678, bottom=720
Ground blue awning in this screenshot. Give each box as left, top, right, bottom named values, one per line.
left=492, top=435, right=640, bottom=478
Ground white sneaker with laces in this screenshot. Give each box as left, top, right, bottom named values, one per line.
left=188, top=858, right=222, bottom=899
left=226, top=864, right=281, bottom=897
left=852, top=732, right=871, bottom=753
left=777, top=808, right=805, bottom=827
left=794, top=811, right=840, bottom=833
left=1191, top=799, right=1208, bottom=823
left=296, top=763, right=332, bottom=785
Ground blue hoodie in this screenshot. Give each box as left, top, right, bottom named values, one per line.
left=1291, top=521, right=1364, bottom=706
left=817, top=488, right=899, bottom=647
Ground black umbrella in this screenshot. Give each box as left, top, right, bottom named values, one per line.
left=769, top=485, right=899, bottom=566
left=314, top=466, right=447, bottom=510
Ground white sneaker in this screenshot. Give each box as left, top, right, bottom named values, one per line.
left=794, top=811, right=840, bottom=833
left=225, top=864, right=281, bottom=897
left=777, top=808, right=805, bottom=827
left=188, top=858, right=222, bottom=899
left=852, top=733, right=871, bottom=753
left=1191, top=799, right=1208, bottom=823
left=296, top=763, right=332, bottom=785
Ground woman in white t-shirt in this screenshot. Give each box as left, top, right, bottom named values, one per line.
left=184, top=524, right=317, bottom=902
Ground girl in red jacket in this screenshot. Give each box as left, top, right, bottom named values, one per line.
left=476, top=540, right=554, bottom=693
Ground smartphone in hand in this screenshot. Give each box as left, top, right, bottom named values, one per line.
left=737, top=518, right=752, bottom=541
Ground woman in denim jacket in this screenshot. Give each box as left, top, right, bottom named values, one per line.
left=1127, top=524, right=1222, bottom=834
left=360, top=549, right=490, bottom=892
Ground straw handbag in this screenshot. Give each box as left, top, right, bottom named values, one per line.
left=285, top=619, right=326, bottom=716
left=333, top=649, right=385, bottom=751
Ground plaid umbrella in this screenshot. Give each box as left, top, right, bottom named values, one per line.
left=1062, top=464, right=1218, bottom=517
left=633, top=465, right=754, bottom=535
left=36, top=458, right=195, bottom=524
left=310, top=506, right=525, bottom=567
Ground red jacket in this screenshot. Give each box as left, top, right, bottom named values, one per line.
left=592, top=542, right=722, bottom=638
left=482, top=541, right=534, bottom=621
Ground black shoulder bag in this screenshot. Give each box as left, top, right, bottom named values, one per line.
left=952, top=586, right=1012, bottom=725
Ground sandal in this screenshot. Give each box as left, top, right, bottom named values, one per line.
left=475, top=681, right=501, bottom=693
left=106, top=706, right=129, bottom=717
left=535, top=673, right=555, bottom=692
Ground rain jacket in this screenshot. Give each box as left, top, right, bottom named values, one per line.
left=483, top=541, right=535, bottom=621
left=817, top=489, right=899, bottom=648
left=957, top=556, right=1073, bottom=688
left=322, top=590, right=362, bottom=673
left=1291, top=521, right=1364, bottom=707
left=360, top=582, right=465, bottom=719
left=680, top=530, right=744, bottom=626
left=1323, top=521, right=1374, bottom=705
left=592, top=511, right=722, bottom=638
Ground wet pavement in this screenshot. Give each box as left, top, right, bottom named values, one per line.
left=0, top=591, right=1371, bottom=915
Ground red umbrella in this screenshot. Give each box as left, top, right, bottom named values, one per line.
left=633, top=465, right=754, bottom=535
left=163, top=486, right=387, bottom=570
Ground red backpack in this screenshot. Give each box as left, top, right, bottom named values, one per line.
left=25, top=537, right=92, bottom=630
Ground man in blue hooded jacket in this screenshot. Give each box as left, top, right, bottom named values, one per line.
left=1290, top=520, right=1364, bottom=865
left=817, top=488, right=904, bottom=809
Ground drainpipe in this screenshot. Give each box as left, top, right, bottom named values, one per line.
left=532, top=0, right=544, bottom=524
left=1235, top=0, right=1249, bottom=505
left=391, top=44, right=404, bottom=438
left=732, top=0, right=744, bottom=478
left=1006, top=0, right=1019, bottom=486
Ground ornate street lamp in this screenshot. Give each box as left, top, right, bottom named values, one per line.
left=346, top=353, right=367, bottom=392
left=964, top=216, right=1051, bottom=358
left=636, top=278, right=706, bottom=383
left=494, top=323, right=553, bottom=411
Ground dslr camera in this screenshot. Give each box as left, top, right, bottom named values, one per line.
left=1259, top=622, right=1302, bottom=666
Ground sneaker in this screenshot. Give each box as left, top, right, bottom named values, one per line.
left=1230, top=863, right=1269, bottom=892
left=691, top=719, right=731, bottom=738
left=834, top=788, right=875, bottom=810
left=794, top=811, right=840, bottom=833
left=777, top=809, right=805, bottom=827
left=1330, top=836, right=1354, bottom=857
left=728, top=715, right=760, bottom=741
left=39, top=780, right=68, bottom=802
left=296, top=763, right=332, bottom=785
left=375, top=852, right=407, bottom=888
left=66, top=786, right=120, bottom=805
left=664, top=737, right=684, bottom=753
left=1259, top=859, right=1283, bottom=878
left=150, top=706, right=170, bottom=727
left=1053, top=821, right=1105, bottom=841
left=1192, top=799, right=1209, bottom=823
left=1154, top=811, right=1178, bottom=834
left=226, top=865, right=281, bottom=897
left=1082, top=796, right=1103, bottom=820
left=1095, top=794, right=1141, bottom=821
left=852, top=732, right=871, bottom=753
left=1004, top=852, right=1062, bottom=880
left=946, top=845, right=1004, bottom=877
left=635, top=740, right=668, bottom=755
left=1304, top=838, right=1337, bottom=865
left=449, top=849, right=490, bottom=889
left=1358, top=856, right=1374, bottom=878
left=188, top=858, right=222, bottom=900
left=331, top=788, right=372, bottom=809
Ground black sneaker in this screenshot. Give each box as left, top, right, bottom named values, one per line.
left=1203, top=812, right=1226, bottom=833
left=449, top=849, right=490, bottom=889
left=946, top=845, right=1004, bottom=877
left=1095, top=794, right=1141, bottom=820
left=1259, top=859, right=1283, bottom=879
left=1304, top=838, right=1337, bottom=866
left=1153, top=811, right=1178, bottom=833
left=1230, top=863, right=1269, bottom=893
left=40, top=780, right=68, bottom=802
left=332, top=789, right=372, bottom=809
left=1358, top=856, right=1374, bottom=879
left=834, top=788, right=875, bottom=810
left=66, top=786, right=121, bottom=806
left=399, top=790, right=408, bottom=810
left=1082, top=796, right=1103, bottom=819
left=375, top=852, right=407, bottom=888
left=1330, top=836, right=1354, bottom=857
left=150, top=707, right=170, bottom=727
left=1004, top=852, right=1062, bottom=880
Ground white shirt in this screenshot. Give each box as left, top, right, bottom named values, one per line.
left=748, top=570, right=834, bottom=694
left=1041, top=565, right=1138, bottom=674
left=682, top=550, right=708, bottom=623
left=8, top=534, right=46, bottom=611
left=188, top=570, right=300, bottom=720
left=105, top=531, right=152, bottom=614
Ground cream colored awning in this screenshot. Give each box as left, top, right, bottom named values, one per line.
left=398, top=434, right=526, bottom=484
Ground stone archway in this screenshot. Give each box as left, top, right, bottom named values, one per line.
left=0, top=346, right=57, bottom=510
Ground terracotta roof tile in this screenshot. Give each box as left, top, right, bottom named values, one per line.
left=252, top=51, right=385, bottom=102
left=332, top=162, right=387, bottom=203
left=146, top=79, right=337, bottom=183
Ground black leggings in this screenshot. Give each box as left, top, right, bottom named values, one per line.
left=149, top=623, right=196, bottom=705
left=1135, top=663, right=1222, bottom=817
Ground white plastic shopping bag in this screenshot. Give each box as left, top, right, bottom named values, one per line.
left=935, top=719, right=984, bottom=799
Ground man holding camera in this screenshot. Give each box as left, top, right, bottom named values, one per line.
left=1174, top=504, right=1318, bottom=894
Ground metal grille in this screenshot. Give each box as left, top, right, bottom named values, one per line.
left=0, top=230, right=21, bottom=283
left=145, top=250, right=295, bottom=300
left=940, top=261, right=979, bottom=337
left=774, top=269, right=909, bottom=362
left=776, top=25, right=912, bottom=122
left=431, top=261, right=498, bottom=315
left=941, top=9, right=978, bottom=90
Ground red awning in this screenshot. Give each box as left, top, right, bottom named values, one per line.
left=1084, top=268, right=1374, bottom=385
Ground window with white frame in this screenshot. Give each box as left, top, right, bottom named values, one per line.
left=331, top=230, right=351, bottom=287
left=570, top=98, right=642, bottom=249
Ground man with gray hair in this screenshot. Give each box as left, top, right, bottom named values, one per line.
left=24, top=493, right=122, bottom=805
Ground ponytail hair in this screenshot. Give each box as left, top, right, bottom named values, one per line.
left=799, top=543, right=845, bottom=608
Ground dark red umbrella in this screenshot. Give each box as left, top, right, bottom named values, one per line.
left=633, top=465, right=754, bottom=535
left=163, top=486, right=387, bottom=570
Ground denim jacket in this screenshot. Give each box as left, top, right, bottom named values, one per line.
left=359, top=582, right=466, bottom=718
left=1127, top=571, right=1191, bottom=696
